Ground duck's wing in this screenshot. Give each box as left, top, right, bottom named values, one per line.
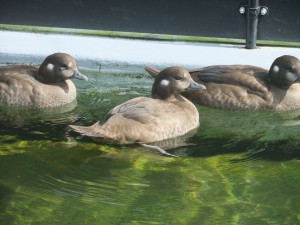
left=183, top=65, right=273, bottom=110
left=101, top=97, right=155, bottom=125
left=103, top=97, right=190, bottom=125
left=0, top=66, right=40, bottom=106
left=190, top=65, right=269, bottom=94
left=70, top=97, right=160, bottom=139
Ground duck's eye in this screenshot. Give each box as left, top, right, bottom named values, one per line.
left=60, top=64, right=69, bottom=70
left=284, top=65, right=294, bottom=72
left=174, top=75, right=183, bottom=80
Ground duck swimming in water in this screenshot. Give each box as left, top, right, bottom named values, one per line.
left=0, top=52, right=88, bottom=108
left=145, top=55, right=300, bottom=111
left=70, top=66, right=206, bottom=156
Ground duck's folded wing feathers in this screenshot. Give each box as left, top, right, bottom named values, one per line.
left=190, top=65, right=269, bottom=94
left=102, top=97, right=173, bottom=125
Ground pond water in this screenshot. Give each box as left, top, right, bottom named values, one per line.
left=0, top=69, right=300, bottom=225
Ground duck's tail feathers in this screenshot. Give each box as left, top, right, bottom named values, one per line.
left=144, top=66, right=160, bottom=78
left=69, top=123, right=103, bottom=137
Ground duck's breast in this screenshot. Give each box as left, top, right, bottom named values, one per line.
left=39, top=80, right=77, bottom=108
left=272, top=83, right=300, bottom=111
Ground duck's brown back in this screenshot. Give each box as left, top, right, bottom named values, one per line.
left=183, top=65, right=275, bottom=110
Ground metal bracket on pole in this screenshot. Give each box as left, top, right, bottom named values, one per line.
left=239, top=1, right=268, bottom=49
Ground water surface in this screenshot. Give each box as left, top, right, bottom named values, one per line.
left=0, top=69, right=300, bottom=225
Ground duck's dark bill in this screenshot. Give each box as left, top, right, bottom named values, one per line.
left=187, top=80, right=206, bottom=91
left=71, top=70, right=88, bottom=81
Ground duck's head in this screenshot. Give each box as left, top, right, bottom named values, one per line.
left=38, top=53, right=88, bottom=83
left=151, top=66, right=206, bottom=100
left=269, top=55, right=300, bottom=88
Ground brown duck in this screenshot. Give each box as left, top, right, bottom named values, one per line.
left=145, top=55, right=300, bottom=111
left=70, top=67, right=205, bottom=156
left=0, top=52, right=88, bottom=108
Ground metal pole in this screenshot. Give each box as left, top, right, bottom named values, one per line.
left=246, top=0, right=260, bottom=49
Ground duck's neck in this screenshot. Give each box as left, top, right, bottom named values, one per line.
left=35, top=73, right=46, bottom=83
left=37, top=66, right=59, bottom=84
left=152, top=93, right=184, bottom=102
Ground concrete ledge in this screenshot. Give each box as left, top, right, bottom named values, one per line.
left=0, top=30, right=300, bottom=71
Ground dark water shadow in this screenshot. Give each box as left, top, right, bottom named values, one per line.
left=179, top=132, right=300, bottom=162
left=170, top=106, right=300, bottom=161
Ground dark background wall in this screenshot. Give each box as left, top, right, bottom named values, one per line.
left=0, top=0, right=299, bottom=42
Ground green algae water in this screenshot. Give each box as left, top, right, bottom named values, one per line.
left=1, top=69, right=300, bottom=225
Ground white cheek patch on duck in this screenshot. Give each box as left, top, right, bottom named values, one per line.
left=273, top=65, right=279, bottom=73
left=160, top=79, right=170, bottom=87
left=47, top=63, right=54, bottom=71
left=286, top=71, right=296, bottom=81
left=68, top=62, right=72, bottom=67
